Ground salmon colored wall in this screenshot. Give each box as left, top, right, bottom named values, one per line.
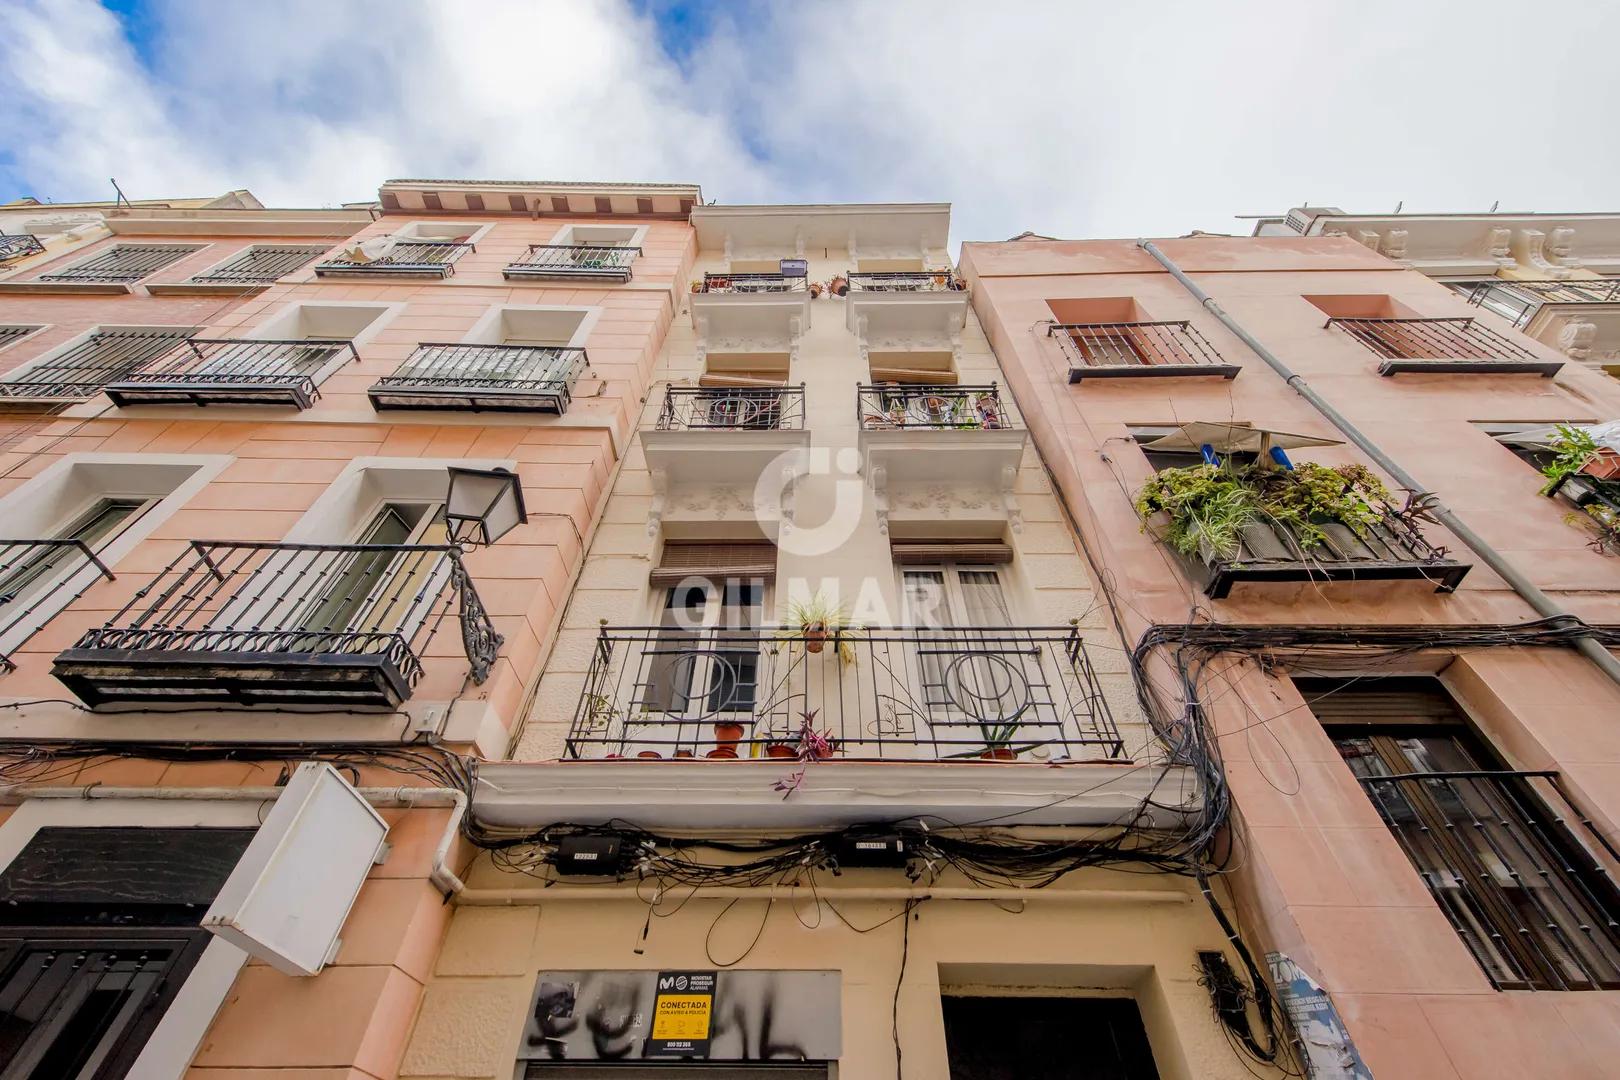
left=963, top=235, right=1620, bottom=1080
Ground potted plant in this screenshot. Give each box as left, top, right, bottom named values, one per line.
left=779, top=593, right=861, bottom=664
left=1584, top=448, right=1620, bottom=481
left=829, top=274, right=849, bottom=297
left=709, top=720, right=745, bottom=758
left=689, top=279, right=703, bottom=294
left=772, top=710, right=837, bottom=798
left=1539, top=423, right=1603, bottom=494
left=809, top=281, right=824, bottom=299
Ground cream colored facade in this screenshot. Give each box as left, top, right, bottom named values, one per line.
left=396, top=205, right=1284, bottom=1079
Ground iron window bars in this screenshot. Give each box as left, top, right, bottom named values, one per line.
left=0, top=539, right=117, bottom=671
left=36, top=244, right=201, bottom=284
left=700, top=273, right=808, bottom=294
left=846, top=269, right=962, bottom=292
left=504, top=244, right=640, bottom=282
left=566, top=624, right=1125, bottom=761
left=1451, top=279, right=1620, bottom=330
left=1336, top=733, right=1620, bottom=991
left=1049, top=321, right=1240, bottom=382
left=186, top=245, right=329, bottom=285
left=103, top=338, right=357, bottom=409
left=314, top=239, right=475, bottom=279
left=368, top=343, right=589, bottom=413
left=52, top=539, right=502, bottom=709
left=0, top=329, right=195, bottom=399
left=857, top=384, right=1015, bottom=431
left=0, top=326, right=40, bottom=350
left=656, top=384, right=806, bottom=431
left=0, top=234, right=44, bottom=263
left=1325, top=316, right=1561, bottom=376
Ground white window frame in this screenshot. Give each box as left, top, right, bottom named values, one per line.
left=548, top=223, right=649, bottom=249
left=235, top=300, right=404, bottom=390
left=462, top=304, right=600, bottom=348
left=390, top=220, right=496, bottom=246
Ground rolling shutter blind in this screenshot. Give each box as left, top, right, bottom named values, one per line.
left=650, top=541, right=777, bottom=586
left=1295, top=679, right=1461, bottom=726
left=890, top=541, right=1014, bottom=565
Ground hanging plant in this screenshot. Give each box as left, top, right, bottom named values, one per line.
left=1539, top=423, right=1620, bottom=554
left=1134, top=460, right=1393, bottom=562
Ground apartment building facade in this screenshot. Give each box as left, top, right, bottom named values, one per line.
left=962, top=231, right=1620, bottom=1079
left=0, top=179, right=698, bottom=1077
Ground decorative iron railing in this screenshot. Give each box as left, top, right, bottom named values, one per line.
left=187, top=245, right=328, bottom=285
left=105, top=338, right=356, bottom=405
left=1049, top=321, right=1239, bottom=379
left=0, top=234, right=44, bottom=263
left=655, top=384, right=805, bottom=431
left=314, top=240, right=475, bottom=278
left=1452, top=279, right=1620, bottom=329
left=0, top=329, right=195, bottom=399
left=0, top=538, right=117, bottom=671
left=36, top=244, right=200, bottom=283
left=846, top=270, right=962, bottom=293
left=53, top=541, right=501, bottom=708
left=1325, top=316, right=1554, bottom=374
left=700, top=273, right=807, bottom=294
left=565, top=625, right=1125, bottom=761
left=857, top=384, right=1014, bottom=430
left=504, top=244, right=639, bottom=281
left=368, top=343, right=588, bottom=413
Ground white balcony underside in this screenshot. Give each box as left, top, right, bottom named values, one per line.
left=472, top=759, right=1199, bottom=830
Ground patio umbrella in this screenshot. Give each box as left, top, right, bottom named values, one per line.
left=1141, top=421, right=1344, bottom=455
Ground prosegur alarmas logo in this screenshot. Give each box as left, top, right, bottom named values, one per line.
left=753, top=446, right=866, bottom=557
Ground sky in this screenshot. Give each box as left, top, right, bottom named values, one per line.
left=2, top=0, right=1618, bottom=248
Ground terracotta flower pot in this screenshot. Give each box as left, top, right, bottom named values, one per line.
left=809, top=282, right=824, bottom=299
left=711, top=721, right=745, bottom=758
left=706, top=745, right=739, bottom=759
left=765, top=743, right=798, bottom=759
left=674, top=750, right=696, bottom=759
left=980, top=747, right=1017, bottom=761
left=636, top=750, right=663, bottom=759
left=830, top=276, right=849, bottom=297
left=1583, top=448, right=1620, bottom=481
left=802, top=622, right=827, bottom=654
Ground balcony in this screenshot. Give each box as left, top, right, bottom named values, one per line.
left=146, top=245, right=329, bottom=296
left=0, top=329, right=196, bottom=401
left=565, top=624, right=1125, bottom=761
left=0, top=234, right=44, bottom=264
left=656, top=384, right=805, bottom=432
left=1, top=244, right=202, bottom=295
left=846, top=270, right=963, bottom=293
left=313, top=240, right=474, bottom=280
left=698, top=272, right=807, bottom=295
left=504, top=244, right=639, bottom=283
left=103, top=338, right=356, bottom=408
left=367, top=343, right=588, bottom=413
left=1325, top=315, right=1561, bottom=376
left=1452, top=279, right=1620, bottom=367
left=52, top=540, right=501, bottom=709
left=0, top=539, right=117, bottom=670
left=857, top=384, right=1028, bottom=533
left=1136, top=462, right=1471, bottom=599
left=1050, top=321, right=1240, bottom=381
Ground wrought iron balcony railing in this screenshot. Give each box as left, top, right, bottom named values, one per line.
left=36, top=244, right=200, bottom=284
left=857, top=384, right=1015, bottom=430
left=368, top=343, right=588, bottom=413
left=52, top=540, right=501, bottom=709
left=846, top=270, right=963, bottom=293
left=103, top=338, right=357, bottom=408
left=1325, top=316, right=1561, bottom=376
left=504, top=244, right=640, bottom=282
left=1452, top=279, right=1620, bottom=329
left=186, top=245, right=329, bottom=285
left=0, top=234, right=44, bottom=263
left=314, top=240, right=475, bottom=279
left=1049, top=321, right=1240, bottom=381
left=1184, top=502, right=1470, bottom=599
left=0, top=329, right=195, bottom=400
left=699, top=273, right=808, bottom=295
left=566, top=624, right=1125, bottom=761
left=0, top=539, right=117, bottom=671
left=655, top=384, right=805, bottom=431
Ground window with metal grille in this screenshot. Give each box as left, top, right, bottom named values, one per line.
left=1301, top=677, right=1620, bottom=990
left=188, top=245, right=327, bottom=284
left=37, top=245, right=201, bottom=284
left=0, top=329, right=193, bottom=398
left=0, top=326, right=42, bottom=351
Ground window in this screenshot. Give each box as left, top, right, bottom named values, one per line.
left=1303, top=678, right=1620, bottom=990
left=0, top=498, right=149, bottom=652
left=942, top=996, right=1159, bottom=1080
left=37, top=245, right=201, bottom=284
left=0, top=328, right=194, bottom=399
left=0, top=326, right=43, bottom=353
left=188, top=245, right=328, bottom=284
left=645, top=578, right=765, bottom=715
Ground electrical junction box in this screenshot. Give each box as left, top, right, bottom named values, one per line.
left=833, top=833, right=909, bottom=868
left=553, top=834, right=626, bottom=876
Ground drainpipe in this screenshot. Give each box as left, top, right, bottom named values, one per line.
left=1137, top=239, right=1620, bottom=691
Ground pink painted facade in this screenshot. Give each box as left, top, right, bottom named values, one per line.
left=962, top=234, right=1620, bottom=1079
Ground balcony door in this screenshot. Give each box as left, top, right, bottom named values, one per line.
left=901, top=566, right=1028, bottom=756
left=289, top=501, right=447, bottom=652
left=643, top=578, right=765, bottom=721
left=0, top=497, right=149, bottom=612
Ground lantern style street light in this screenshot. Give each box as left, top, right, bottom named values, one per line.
left=445, top=466, right=527, bottom=547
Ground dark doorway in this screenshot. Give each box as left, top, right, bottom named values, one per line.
left=942, top=996, right=1160, bottom=1080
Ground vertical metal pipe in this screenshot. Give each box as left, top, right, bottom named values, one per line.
left=1138, top=239, right=1620, bottom=691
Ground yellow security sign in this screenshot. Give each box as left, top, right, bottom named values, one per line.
left=646, top=971, right=716, bottom=1057
left=651, top=994, right=711, bottom=1039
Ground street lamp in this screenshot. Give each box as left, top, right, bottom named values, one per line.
left=444, top=466, right=527, bottom=547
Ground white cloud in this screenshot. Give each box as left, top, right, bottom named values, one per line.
left=2, top=0, right=1618, bottom=246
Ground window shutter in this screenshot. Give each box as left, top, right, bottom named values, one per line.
left=1295, top=678, right=1461, bottom=726
left=650, top=541, right=777, bottom=586
left=890, top=541, right=1014, bottom=565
